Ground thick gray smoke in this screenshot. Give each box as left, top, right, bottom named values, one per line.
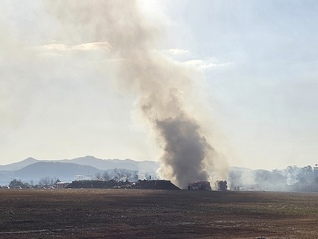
left=156, top=116, right=211, bottom=187
left=48, top=0, right=227, bottom=188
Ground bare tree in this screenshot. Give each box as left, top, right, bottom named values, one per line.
left=95, top=172, right=102, bottom=180
left=38, top=177, right=60, bottom=186
left=9, top=179, right=29, bottom=188
left=102, top=171, right=111, bottom=181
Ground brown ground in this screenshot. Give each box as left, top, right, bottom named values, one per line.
left=0, top=189, right=318, bottom=238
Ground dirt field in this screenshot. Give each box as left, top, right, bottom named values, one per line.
left=0, top=189, right=318, bottom=238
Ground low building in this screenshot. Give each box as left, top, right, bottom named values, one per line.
left=56, top=182, right=70, bottom=189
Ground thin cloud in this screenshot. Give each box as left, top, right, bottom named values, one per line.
left=167, top=48, right=190, bottom=56
left=72, top=42, right=112, bottom=51
left=185, top=59, right=230, bottom=70
left=41, top=42, right=112, bottom=51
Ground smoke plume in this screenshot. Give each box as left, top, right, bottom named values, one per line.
left=48, top=0, right=227, bottom=188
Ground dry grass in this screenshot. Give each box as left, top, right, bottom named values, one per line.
left=0, top=189, right=318, bottom=238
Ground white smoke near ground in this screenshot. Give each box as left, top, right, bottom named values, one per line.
left=45, top=0, right=228, bottom=188
left=228, top=166, right=318, bottom=192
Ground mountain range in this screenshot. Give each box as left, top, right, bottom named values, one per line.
left=2, top=156, right=305, bottom=191
left=0, top=156, right=159, bottom=185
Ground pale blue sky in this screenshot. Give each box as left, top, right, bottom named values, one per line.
left=0, top=1, right=318, bottom=169
left=155, top=0, right=318, bottom=169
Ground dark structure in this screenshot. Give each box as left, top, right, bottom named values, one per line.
left=188, top=181, right=212, bottom=191
left=215, top=180, right=228, bottom=191
left=66, top=179, right=180, bottom=190
left=66, top=180, right=129, bottom=189
left=131, top=180, right=180, bottom=190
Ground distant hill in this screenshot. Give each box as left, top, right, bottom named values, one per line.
left=15, top=162, right=101, bottom=181
left=0, top=156, right=159, bottom=172
left=59, top=155, right=159, bottom=172
left=0, top=156, right=160, bottom=186
left=0, top=162, right=101, bottom=185
left=0, top=157, right=39, bottom=171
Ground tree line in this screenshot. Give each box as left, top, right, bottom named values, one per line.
left=5, top=168, right=144, bottom=188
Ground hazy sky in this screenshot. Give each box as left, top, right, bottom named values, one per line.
left=1, top=0, right=318, bottom=170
